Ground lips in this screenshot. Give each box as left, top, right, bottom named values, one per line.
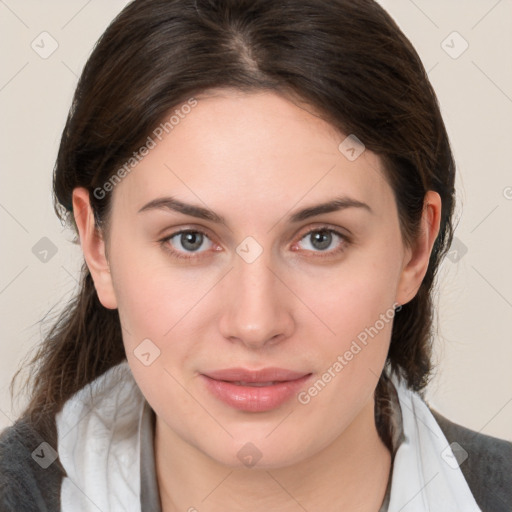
left=203, top=367, right=309, bottom=383
left=200, top=367, right=312, bottom=412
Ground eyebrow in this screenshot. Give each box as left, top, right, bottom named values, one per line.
left=137, top=195, right=373, bottom=225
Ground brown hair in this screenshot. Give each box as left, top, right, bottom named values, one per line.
left=11, top=0, right=456, bottom=449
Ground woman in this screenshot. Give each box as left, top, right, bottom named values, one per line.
left=1, top=0, right=511, bottom=511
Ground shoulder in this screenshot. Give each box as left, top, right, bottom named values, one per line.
left=431, top=408, right=512, bottom=512
left=0, top=417, right=65, bottom=512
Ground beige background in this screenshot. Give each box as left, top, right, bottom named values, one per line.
left=1, top=1, right=511, bottom=440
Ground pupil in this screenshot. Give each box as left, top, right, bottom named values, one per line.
left=182, top=232, right=202, bottom=251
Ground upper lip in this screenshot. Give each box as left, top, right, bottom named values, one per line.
left=202, top=367, right=311, bottom=383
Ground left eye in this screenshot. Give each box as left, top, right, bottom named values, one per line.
left=297, top=229, right=346, bottom=253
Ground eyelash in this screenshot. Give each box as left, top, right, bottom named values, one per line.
left=159, top=226, right=350, bottom=261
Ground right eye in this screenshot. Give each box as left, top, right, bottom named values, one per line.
left=160, top=229, right=217, bottom=260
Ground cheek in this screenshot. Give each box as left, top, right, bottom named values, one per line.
left=110, top=255, right=203, bottom=417
left=300, top=242, right=401, bottom=340
left=294, top=273, right=397, bottom=429
left=112, top=271, right=166, bottom=340
left=109, top=241, right=180, bottom=355
left=110, top=246, right=217, bottom=377
left=110, top=232, right=182, bottom=325
left=292, top=236, right=402, bottom=395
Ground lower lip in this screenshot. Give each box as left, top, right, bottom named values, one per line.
left=201, top=374, right=312, bottom=412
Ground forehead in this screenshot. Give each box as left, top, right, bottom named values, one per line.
left=110, top=90, right=394, bottom=221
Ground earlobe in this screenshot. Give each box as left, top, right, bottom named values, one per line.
left=395, top=191, right=442, bottom=306
left=72, top=187, right=118, bottom=309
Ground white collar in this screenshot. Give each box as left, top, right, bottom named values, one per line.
left=388, top=372, right=481, bottom=511
left=56, top=361, right=144, bottom=512
left=55, top=361, right=481, bottom=511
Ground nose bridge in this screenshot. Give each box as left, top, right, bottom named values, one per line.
left=238, top=253, right=275, bottom=310
left=219, top=248, right=293, bottom=347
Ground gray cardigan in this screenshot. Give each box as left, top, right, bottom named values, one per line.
left=0, top=408, right=511, bottom=511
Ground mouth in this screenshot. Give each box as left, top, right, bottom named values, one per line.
left=228, top=381, right=284, bottom=387
left=200, top=367, right=313, bottom=412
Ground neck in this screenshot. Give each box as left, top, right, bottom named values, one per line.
left=155, top=397, right=391, bottom=512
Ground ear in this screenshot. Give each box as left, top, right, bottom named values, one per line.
left=72, top=187, right=118, bottom=309
left=395, top=190, right=442, bottom=306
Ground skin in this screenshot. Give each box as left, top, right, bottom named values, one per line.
left=73, top=89, right=441, bottom=512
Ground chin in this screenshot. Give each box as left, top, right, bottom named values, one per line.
left=197, top=433, right=316, bottom=471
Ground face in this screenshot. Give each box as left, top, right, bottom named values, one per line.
left=90, top=90, right=414, bottom=468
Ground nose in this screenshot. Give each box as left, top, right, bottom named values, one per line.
left=218, top=252, right=295, bottom=350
